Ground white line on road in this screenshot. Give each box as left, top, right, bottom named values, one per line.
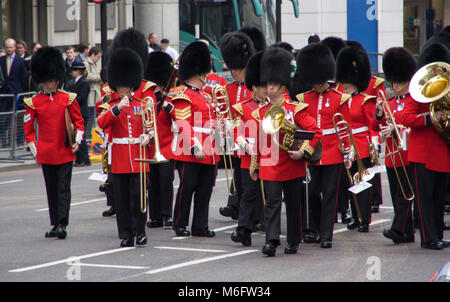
left=154, top=246, right=229, bottom=253
left=72, top=169, right=102, bottom=175
left=333, top=219, right=391, bottom=234
left=145, top=249, right=258, bottom=275
left=0, top=179, right=23, bottom=185
left=74, top=263, right=150, bottom=270
left=35, top=197, right=106, bottom=212
left=9, top=247, right=135, bottom=273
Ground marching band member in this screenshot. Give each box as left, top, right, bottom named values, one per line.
left=24, top=46, right=84, bottom=239
left=144, top=51, right=176, bottom=229
left=218, top=32, right=255, bottom=221
left=296, top=43, right=351, bottom=248
left=170, top=41, right=220, bottom=237
left=335, top=45, right=376, bottom=233
left=97, top=48, right=153, bottom=247
left=372, top=47, right=416, bottom=244
left=230, top=51, right=266, bottom=247
left=251, top=47, right=322, bottom=256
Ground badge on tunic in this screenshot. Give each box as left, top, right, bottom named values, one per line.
left=397, top=102, right=404, bottom=112
left=133, top=106, right=142, bottom=115
left=325, top=98, right=330, bottom=108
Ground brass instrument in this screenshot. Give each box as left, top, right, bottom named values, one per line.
left=377, top=90, right=415, bottom=201
left=409, top=62, right=450, bottom=145
left=211, top=84, right=236, bottom=196
left=367, top=136, right=380, bottom=167
left=262, top=102, right=299, bottom=151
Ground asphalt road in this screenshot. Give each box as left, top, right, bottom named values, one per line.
left=0, top=162, right=448, bottom=284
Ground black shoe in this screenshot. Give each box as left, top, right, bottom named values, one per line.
left=231, top=229, right=251, bottom=246
left=303, top=231, right=320, bottom=243
left=371, top=205, right=379, bottom=213
left=421, top=240, right=444, bottom=250
left=347, top=220, right=361, bottom=230
left=284, top=244, right=298, bottom=254
left=55, top=225, right=67, bottom=239
left=136, top=233, right=147, bottom=246
left=262, top=242, right=276, bottom=257
left=102, top=207, right=115, bottom=217
left=163, top=217, right=173, bottom=228
left=120, top=237, right=134, bottom=247
left=173, top=226, right=190, bottom=237
left=341, top=210, right=352, bottom=224
left=219, top=206, right=239, bottom=220
left=45, top=226, right=58, bottom=238
left=146, top=219, right=163, bottom=228
left=383, top=229, right=403, bottom=243
left=358, top=224, right=369, bottom=233
left=440, top=240, right=450, bottom=248
left=320, top=241, right=332, bottom=248
left=192, top=229, right=216, bottom=237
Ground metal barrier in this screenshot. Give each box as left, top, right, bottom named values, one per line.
left=0, top=94, right=22, bottom=162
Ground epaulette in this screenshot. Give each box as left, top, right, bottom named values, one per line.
left=296, top=93, right=304, bottom=103
left=373, top=77, right=385, bottom=89
left=232, top=102, right=244, bottom=116
left=361, top=93, right=377, bottom=105
left=293, top=102, right=309, bottom=116
left=102, top=85, right=111, bottom=95
left=331, top=89, right=351, bottom=106
left=172, top=88, right=191, bottom=103
left=142, top=80, right=157, bottom=92
left=251, top=108, right=261, bottom=122
left=68, top=92, right=77, bottom=105
left=23, top=97, right=34, bottom=110
left=98, top=103, right=111, bottom=111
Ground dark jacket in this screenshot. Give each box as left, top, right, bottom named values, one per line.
left=67, top=76, right=90, bottom=119
left=0, top=54, right=28, bottom=95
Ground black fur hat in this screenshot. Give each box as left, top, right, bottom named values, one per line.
left=108, top=48, right=143, bottom=92
left=238, top=26, right=266, bottom=52
left=321, top=36, right=346, bottom=60
left=336, top=46, right=371, bottom=91
left=145, top=51, right=173, bottom=87
left=31, top=46, right=65, bottom=84
left=346, top=40, right=366, bottom=52
left=245, top=51, right=264, bottom=90
left=416, top=43, right=450, bottom=70
left=271, top=42, right=295, bottom=54
left=178, top=41, right=211, bottom=82
left=382, top=47, right=417, bottom=83
left=111, top=27, right=148, bottom=69
left=297, top=43, right=335, bottom=85
left=260, top=47, right=294, bottom=88
left=423, top=25, right=450, bottom=51
left=219, top=32, right=255, bottom=70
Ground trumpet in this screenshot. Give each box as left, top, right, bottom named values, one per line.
left=212, top=84, right=237, bottom=196
left=377, top=91, right=415, bottom=201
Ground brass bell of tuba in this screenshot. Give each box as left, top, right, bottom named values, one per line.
left=262, top=102, right=298, bottom=151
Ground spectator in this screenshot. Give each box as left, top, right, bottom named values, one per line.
left=308, top=34, right=320, bottom=44
left=24, top=42, right=42, bottom=92
left=148, top=32, right=161, bottom=52
left=62, top=46, right=81, bottom=90
left=67, top=60, right=91, bottom=167
left=16, top=40, right=27, bottom=59
left=84, top=47, right=102, bottom=106
left=76, top=43, right=90, bottom=62
left=160, top=38, right=179, bottom=62
left=0, top=48, right=5, bottom=57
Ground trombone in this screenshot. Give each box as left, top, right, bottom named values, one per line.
left=377, top=90, right=415, bottom=201
left=211, top=84, right=237, bottom=196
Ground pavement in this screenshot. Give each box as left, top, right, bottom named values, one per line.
left=0, top=150, right=37, bottom=172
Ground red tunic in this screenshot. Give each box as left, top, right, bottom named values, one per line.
left=398, top=95, right=450, bottom=173
left=253, top=97, right=322, bottom=181
left=170, top=87, right=221, bottom=165
left=23, top=90, right=85, bottom=165
left=202, top=72, right=228, bottom=98
left=225, top=81, right=252, bottom=119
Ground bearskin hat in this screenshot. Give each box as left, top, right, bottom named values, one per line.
left=416, top=43, right=450, bottom=70
left=296, top=43, right=335, bottom=85
left=145, top=51, right=173, bottom=87
left=321, top=36, right=346, bottom=60
left=31, top=46, right=65, bottom=84
left=271, top=42, right=295, bottom=54
left=238, top=26, right=266, bottom=52
left=423, top=25, right=450, bottom=51
left=346, top=40, right=366, bottom=52
left=178, top=41, right=211, bottom=82
left=219, top=32, right=255, bottom=70
left=111, top=27, right=148, bottom=68
left=108, top=48, right=143, bottom=92
left=382, top=47, right=417, bottom=83
left=336, top=46, right=372, bottom=91
left=260, top=47, right=294, bottom=88
left=308, top=34, right=320, bottom=44
left=245, top=51, right=264, bottom=90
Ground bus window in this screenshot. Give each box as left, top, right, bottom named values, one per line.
left=238, top=0, right=276, bottom=46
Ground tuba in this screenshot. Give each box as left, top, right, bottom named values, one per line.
left=409, top=62, right=450, bottom=145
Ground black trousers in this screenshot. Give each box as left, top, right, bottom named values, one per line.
left=348, top=157, right=373, bottom=225
left=105, top=172, right=114, bottom=208
left=111, top=173, right=147, bottom=239
left=386, top=165, right=414, bottom=236
left=370, top=173, right=383, bottom=207
left=308, top=163, right=343, bottom=241
left=41, top=162, right=73, bottom=226
left=412, top=163, right=448, bottom=244
left=237, top=168, right=264, bottom=232
left=337, top=165, right=350, bottom=214
left=226, top=157, right=243, bottom=210
left=75, top=118, right=91, bottom=164
left=148, top=159, right=175, bottom=220
left=263, top=178, right=303, bottom=246
left=173, top=161, right=216, bottom=231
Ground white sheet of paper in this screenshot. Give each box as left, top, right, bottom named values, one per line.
left=88, top=172, right=107, bottom=182
left=367, top=165, right=387, bottom=174
left=348, top=181, right=372, bottom=194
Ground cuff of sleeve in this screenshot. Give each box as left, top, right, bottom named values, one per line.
left=163, top=102, right=174, bottom=114
left=112, top=105, right=121, bottom=117
left=75, top=131, right=84, bottom=144
left=28, top=142, right=37, bottom=158
left=299, top=141, right=314, bottom=156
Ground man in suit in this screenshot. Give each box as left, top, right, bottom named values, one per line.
left=67, top=60, right=91, bottom=167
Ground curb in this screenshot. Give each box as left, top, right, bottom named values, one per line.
left=0, top=162, right=39, bottom=173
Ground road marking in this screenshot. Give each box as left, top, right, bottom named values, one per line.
left=9, top=247, right=135, bottom=273
left=333, top=219, right=391, bottom=234
left=35, top=197, right=106, bottom=212
left=0, top=179, right=23, bottom=185
left=172, top=224, right=237, bottom=240
left=74, top=263, right=150, bottom=270
left=72, top=169, right=101, bottom=175
left=145, top=249, right=258, bottom=275
left=154, top=246, right=229, bottom=253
